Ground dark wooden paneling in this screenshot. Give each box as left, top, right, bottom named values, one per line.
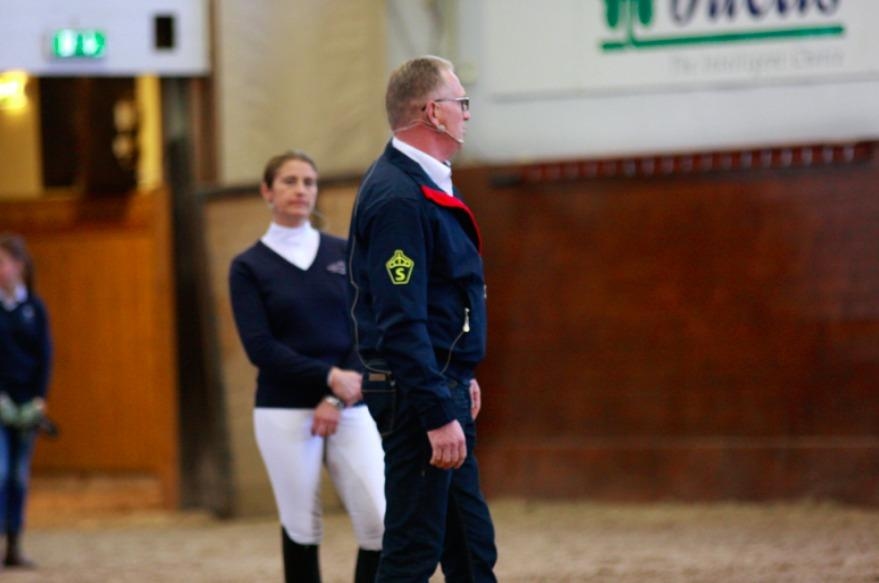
left=39, top=77, right=139, bottom=194
left=457, top=145, right=879, bottom=504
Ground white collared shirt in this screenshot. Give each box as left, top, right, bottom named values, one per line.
left=0, top=283, right=27, bottom=311
left=392, top=137, right=454, bottom=196
left=261, top=221, right=320, bottom=270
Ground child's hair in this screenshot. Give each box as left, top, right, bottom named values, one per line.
left=0, top=234, right=35, bottom=291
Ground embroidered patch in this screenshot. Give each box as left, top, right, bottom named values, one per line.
left=385, top=250, right=414, bottom=285
left=326, top=260, right=346, bottom=275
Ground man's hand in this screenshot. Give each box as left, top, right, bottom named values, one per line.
left=328, top=367, right=363, bottom=406
left=427, top=419, right=466, bottom=469
left=469, top=379, right=482, bottom=420
left=311, top=400, right=341, bottom=437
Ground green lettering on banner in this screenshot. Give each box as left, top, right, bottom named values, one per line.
left=601, top=0, right=844, bottom=52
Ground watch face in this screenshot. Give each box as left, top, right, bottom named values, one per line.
left=324, top=396, right=344, bottom=410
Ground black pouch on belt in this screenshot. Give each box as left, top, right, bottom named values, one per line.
left=363, top=361, right=397, bottom=437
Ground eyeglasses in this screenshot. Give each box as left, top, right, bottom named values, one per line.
left=423, top=96, right=470, bottom=113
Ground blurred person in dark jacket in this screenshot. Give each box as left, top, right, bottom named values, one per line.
left=0, top=234, right=52, bottom=570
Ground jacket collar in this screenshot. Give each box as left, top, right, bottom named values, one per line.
left=391, top=137, right=453, bottom=195
left=384, top=141, right=446, bottom=194
left=420, top=185, right=483, bottom=253
left=382, top=142, right=483, bottom=254
left=0, top=283, right=27, bottom=311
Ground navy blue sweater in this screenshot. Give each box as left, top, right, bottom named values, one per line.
left=229, top=234, right=361, bottom=408
left=0, top=294, right=52, bottom=404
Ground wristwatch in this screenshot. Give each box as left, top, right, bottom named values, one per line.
left=323, top=395, right=345, bottom=410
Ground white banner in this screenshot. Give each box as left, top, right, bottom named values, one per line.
left=486, top=0, right=879, bottom=97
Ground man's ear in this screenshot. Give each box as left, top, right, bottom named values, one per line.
left=425, top=102, right=442, bottom=128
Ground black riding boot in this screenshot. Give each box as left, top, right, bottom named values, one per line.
left=5, top=531, right=35, bottom=568
left=281, top=526, right=320, bottom=583
left=354, top=548, right=381, bottom=583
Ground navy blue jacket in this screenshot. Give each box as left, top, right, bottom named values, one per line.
left=229, top=235, right=360, bottom=408
left=0, top=293, right=52, bottom=404
left=348, top=142, right=487, bottom=430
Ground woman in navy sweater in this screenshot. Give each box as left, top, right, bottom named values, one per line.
left=229, top=151, right=384, bottom=583
left=0, top=234, right=51, bottom=570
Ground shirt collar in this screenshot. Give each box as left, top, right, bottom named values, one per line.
left=0, top=283, right=27, bottom=311
left=391, top=137, right=453, bottom=196
left=263, top=221, right=316, bottom=246
left=261, top=221, right=321, bottom=270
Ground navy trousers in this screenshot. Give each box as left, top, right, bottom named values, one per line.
left=374, top=381, right=497, bottom=582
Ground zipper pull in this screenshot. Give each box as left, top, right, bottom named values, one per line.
left=463, top=307, right=471, bottom=333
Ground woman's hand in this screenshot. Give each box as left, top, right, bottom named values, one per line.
left=328, top=367, right=363, bottom=406
left=311, top=400, right=341, bottom=437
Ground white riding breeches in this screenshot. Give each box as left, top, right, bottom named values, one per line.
left=254, top=405, right=385, bottom=549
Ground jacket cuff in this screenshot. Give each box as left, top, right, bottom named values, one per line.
left=321, top=365, right=335, bottom=395
left=418, top=396, right=457, bottom=431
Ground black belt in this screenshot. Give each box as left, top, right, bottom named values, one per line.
left=366, top=370, right=469, bottom=389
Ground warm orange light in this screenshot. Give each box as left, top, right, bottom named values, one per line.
left=0, top=71, right=29, bottom=111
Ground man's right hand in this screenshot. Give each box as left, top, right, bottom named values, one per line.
left=427, top=419, right=466, bottom=469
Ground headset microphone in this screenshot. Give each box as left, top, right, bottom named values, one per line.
left=435, top=123, right=464, bottom=145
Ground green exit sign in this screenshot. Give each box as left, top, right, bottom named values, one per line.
left=52, top=29, right=107, bottom=59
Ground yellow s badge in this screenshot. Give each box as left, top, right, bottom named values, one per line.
left=385, top=249, right=414, bottom=285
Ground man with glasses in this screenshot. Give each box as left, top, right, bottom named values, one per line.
left=348, top=56, right=497, bottom=582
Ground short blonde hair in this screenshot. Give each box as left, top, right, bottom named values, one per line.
left=385, top=56, right=454, bottom=130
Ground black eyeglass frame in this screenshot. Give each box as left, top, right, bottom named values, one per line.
left=421, top=96, right=470, bottom=113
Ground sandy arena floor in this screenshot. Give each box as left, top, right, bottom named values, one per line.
left=2, top=498, right=877, bottom=582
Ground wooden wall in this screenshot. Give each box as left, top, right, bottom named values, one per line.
left=0, top=190, right=179, bottom=507
left=455, top=143, right=879, bottom=504
left=26, top=144, right=864, bottom=507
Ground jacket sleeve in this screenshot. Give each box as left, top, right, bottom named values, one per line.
left=228, top=258, right=332, bottom=390
left=363, top=198, right=456, bottom=430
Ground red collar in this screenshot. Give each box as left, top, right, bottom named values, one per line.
left=420, top=185, right=483, bottom=254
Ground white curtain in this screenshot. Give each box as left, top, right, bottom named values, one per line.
left=215, top=0, right=388, bottom=183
